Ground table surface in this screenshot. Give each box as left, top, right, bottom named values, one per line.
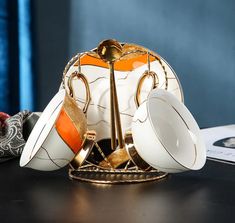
left=0, top=159, right=234, bottom=223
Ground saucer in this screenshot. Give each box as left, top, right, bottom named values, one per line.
left=61, top=43, right=184, bottom=143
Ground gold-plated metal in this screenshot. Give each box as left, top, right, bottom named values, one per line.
left=99, top=148, right=129, bottom=169
left=109, top=62, right=116, bottom=150
left=68, top=71, right=91, bottom=114
left=97, top=39, right=125, bottom=150
left=124, top=131, right=151, bottom=171
left=110, top=62, right=125, bottom=149
left=61, top=53, right=79, bottom=89
left=61, top=44, right=169, bottom=113
left=69, top=167, right=168, bottom=184
left=97, top=39, right=122, bottom=62
left=135, top=71, right=159, bottom=107
left=135, top=52, right=159, bottom=107
left=94, top=142, right=114, bottom=169
left=61, top=43, right=183, bottom=101
left=63, top=40, right=174, bottom=184
left=70, top=130, right=96, bottom=169
left=77, top=53, right=81, bottom=73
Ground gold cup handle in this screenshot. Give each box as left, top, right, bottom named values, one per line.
left=68, top=71, right=91, bottom=114
left=135, top=70, right=159, bottom=107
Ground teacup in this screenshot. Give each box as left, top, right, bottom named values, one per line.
left=132, top=89, right=206, bottom=173
left=20, top=72, right=92, bottom=171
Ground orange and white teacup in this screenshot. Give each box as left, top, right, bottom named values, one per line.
left=20, top=72, right=93, bottom=171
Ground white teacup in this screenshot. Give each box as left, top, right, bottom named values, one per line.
left=132, top=89, right=206, bottom=173
left=20, top=89, right=88, bottom=171
left=20, top=71, right=94, bottom=171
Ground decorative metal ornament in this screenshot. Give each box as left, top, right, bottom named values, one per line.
left=61, top=39, right=184, bottom=183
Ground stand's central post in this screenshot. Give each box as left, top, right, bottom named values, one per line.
left=97, top=39, right=125, bottom=150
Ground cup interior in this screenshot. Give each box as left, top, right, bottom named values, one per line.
left=147, top=89, right=206, bottom=170
left=20, top=90, right=65, bottom=167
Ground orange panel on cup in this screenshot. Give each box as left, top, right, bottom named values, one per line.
left=55, top=108, right=82, bottom=154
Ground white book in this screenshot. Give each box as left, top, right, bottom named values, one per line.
left=201, top=125, right=235, bottom=164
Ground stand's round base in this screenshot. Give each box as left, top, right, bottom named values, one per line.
left=69, top=166, right=168, bottom=184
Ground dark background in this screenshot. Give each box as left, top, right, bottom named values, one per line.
left=32, top=0, right=235, bottom=128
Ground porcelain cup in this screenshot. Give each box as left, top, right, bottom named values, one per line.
left=20, top=71, right=94, bottom=171
left=20, top=89, right=88, bottom=171
left=131, top=89, right=206, bottom=173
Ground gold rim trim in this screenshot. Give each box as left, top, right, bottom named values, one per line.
left=124, top=131, right=152, bottom=171
left=70, top=130, right=97, bottom=169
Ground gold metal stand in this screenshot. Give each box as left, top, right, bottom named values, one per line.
left=65, top=39, right=170, bottom=184
left=97, top=40, right=124, bottom=150
left=69, top=165, right=168, bottom=184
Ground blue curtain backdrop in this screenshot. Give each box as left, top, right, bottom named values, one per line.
left=0, top=0, right=34, bottom=115
left=68, top=0, right=235, bottom=128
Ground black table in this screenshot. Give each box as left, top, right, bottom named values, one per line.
left=0, top=159, right=234, bottom=223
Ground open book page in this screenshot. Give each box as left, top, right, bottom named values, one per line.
left=201, top=125, right=235, bottom=163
